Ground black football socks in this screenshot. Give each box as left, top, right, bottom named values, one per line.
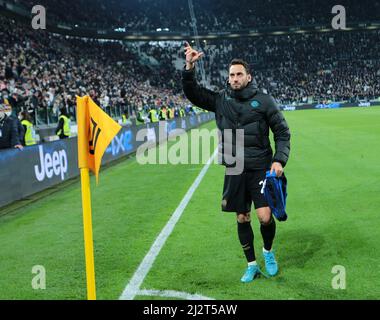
left=237, top=221, right=256, bottom=262
left=260, top=216, right=276, bottom=251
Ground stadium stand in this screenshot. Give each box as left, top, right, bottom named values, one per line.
left=0, top=0, right=379, bottom=128
left=9, top=0, right=380, bottom=32
left=0, top=14, right=187, bottom=125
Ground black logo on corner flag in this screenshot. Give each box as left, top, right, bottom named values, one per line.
left=89, top=118, right=101, bottom=155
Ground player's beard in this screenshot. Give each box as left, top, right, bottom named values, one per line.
left=231, top=81, right=248, bottom=91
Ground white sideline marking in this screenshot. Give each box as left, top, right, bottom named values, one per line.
left=137, top=289, right=214, bottom=300
left=119, top=149, right=218, bottom=300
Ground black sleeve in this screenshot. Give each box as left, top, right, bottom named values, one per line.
left=10, top=119, right=21, bottom=147
left=55, top=118, right=64, bottom=135
left=22, top=124, right=27, bottom=145
left=182, top=67, right=218, bottom=112
left=265, top=95, right=291, bottom=167
left=18, top=121, right=25, bottom=138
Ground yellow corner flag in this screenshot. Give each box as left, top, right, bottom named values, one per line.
left=77, top=95, right=121, bottom=183
left=76, top=95, right=121, bottom=300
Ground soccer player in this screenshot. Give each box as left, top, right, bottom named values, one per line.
left=182, top=42, right=290, bottom=282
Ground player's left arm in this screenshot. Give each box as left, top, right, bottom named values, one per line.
left=265, top=95, right=291, bottom=176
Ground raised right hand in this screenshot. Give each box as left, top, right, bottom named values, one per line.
left=184, top=41, right=204, bottom=70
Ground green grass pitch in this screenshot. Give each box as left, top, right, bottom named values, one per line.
left=0, top=106, right=379, bottom=300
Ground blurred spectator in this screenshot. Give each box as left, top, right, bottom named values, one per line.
left=136, top=107, right=146, bottom=125
left=121, top=110, right=132, bottom=126
left=4, top=105, right=24, bottom=144
left=19, top=110, right=36, bottom=146
left=55, top=107, right=71, bottom=139
left=0, top=99, right=23, bottom=150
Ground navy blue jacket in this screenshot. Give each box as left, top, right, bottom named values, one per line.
left=0, top=116, right=21, bottom=149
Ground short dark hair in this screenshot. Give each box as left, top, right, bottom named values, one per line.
left=229, top=59, right=251, bottom=75
left=20, top=111, right=33, bottom=122
left=60, top=107, right=68, bottom=116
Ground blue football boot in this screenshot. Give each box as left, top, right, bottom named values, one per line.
left=263, top=250, right=278, bottom=276
left=241, top=264, right=261, bottom=283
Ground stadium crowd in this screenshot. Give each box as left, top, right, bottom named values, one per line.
left=0, top=11, right=379, bottom=127
left=8, top=0, right=380, bottom=32
left=0, top=14, right=188, bottom=124
left=201, top=32, right=380, bottom=104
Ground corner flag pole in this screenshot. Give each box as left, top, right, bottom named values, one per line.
left=80, top=167, right=96, bottom=300
left=77, top=96, right=96, bottom=300
left=76, top=95, right=121, bottom=300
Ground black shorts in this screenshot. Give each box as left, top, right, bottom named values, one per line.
left=222, top=169, right=269, bottom=213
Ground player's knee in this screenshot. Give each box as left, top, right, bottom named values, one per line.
left=259, top=215, right=272, bottom=225
left=237, top=212, right=251, bottom=223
